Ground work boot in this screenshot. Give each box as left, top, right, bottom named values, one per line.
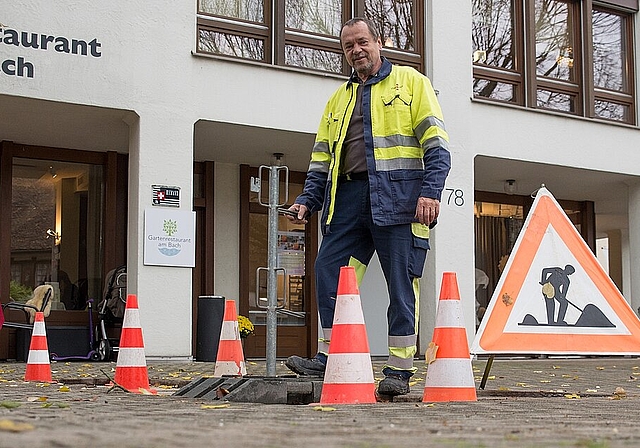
left=285, top=354, right=326, bottom=376
left=377, top=372, right=411, bottom=396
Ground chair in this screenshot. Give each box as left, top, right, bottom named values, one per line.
left=1, top=285, right=53, bottom=330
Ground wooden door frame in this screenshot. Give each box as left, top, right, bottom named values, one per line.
left=0, top=141, right=127, bottom=359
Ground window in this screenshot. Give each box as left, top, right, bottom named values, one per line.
left=196, top=0, right=423, bottom=74
left=472, top=0, right=636, bottom=124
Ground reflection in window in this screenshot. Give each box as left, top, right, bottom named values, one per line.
left=473, top=78, right=515, bottom=102
left=535, top=0, right=574, bottom=81
left=285, top=0, right=342, bottom=36
left=537, top=89, right=574, bottom=112
left=11, top=159, right=103, bottom=311
left=595, top=100, right=627, bottom=121
left=593, top=11, right=623, bottom=91
left=365, top=0, right=414, bottom=51
left=199, top=0, right=264, bottom=22
left=285, top=45, right=343, bottom=73
left=472, top=0, right=514, bottom=70
left=198, top=29, right=265, bottom=61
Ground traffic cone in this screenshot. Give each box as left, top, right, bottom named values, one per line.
left=320, top=266, right=376, bottom=404
left=114, top=294, right=155, bottom=394
left=213, top=300, right=247, bottom=377
left=423, top=272, right=477, bottom=402
left=24, top=312, right=52, bottom=382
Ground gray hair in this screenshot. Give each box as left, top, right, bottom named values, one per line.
left=341, top=17, right=380, bottom=41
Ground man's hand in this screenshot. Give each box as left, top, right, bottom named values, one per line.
left=286, top=203, right=309, bottom=224
left=415, top=197, right=439, bottom=226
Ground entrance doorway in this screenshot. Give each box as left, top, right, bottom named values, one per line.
left=239, top=165, right=318, bottom=358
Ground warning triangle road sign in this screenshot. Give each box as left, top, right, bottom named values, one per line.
left=471, top=187, right=640, bottom=355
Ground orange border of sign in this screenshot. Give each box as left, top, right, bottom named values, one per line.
left=475, top=190, right=640, bottom=354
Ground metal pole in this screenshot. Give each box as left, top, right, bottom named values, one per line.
left=265, top=163, right=280, bottom=377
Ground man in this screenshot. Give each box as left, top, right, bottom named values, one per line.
left=285, top=17, right=451, bottom=396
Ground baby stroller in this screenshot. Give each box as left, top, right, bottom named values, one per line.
left=95, top=265, right=127, bottom=361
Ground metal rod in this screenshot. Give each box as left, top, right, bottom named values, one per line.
left=265, top=164, right=279, bottom=377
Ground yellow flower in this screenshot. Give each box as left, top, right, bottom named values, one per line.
left=238, top=315, right=254, bottom=338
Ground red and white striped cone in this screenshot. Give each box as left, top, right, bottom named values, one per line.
left=213, top=300, right=247, bottom=377
left=114, top=294, right=156, bottom=394
left=423, top=272, right=477, bottom=402
left=320, top=266, right=376, bottom=404
left=24, top=311, right=52, bottom=383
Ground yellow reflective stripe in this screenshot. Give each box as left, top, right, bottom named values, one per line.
left=373, top=145, right=423, bottom=161
left=348, top=257, right=367, bottom=285
left=413, top=277, right=420, bottom=334
left=411, top=222, right=430, bottom=239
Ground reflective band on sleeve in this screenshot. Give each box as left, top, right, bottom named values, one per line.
left=415, top=115, right=447, bottom=139
left=323, top=353, right=374, bottom=384
left=116, top=347, right=147, bottom=367
left=26, top=350, right=50, bottom=364
left=425, top=358, right=475, bottom=388
left=423, top=136, right=450, bottom=151
left=312, top=141, right=330, bottom=153
left=434, top=300, right=465, bottom=328
left=308, top=161, right=330, bottom=173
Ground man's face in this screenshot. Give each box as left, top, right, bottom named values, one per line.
left=340, top=21, right=382, bottom=80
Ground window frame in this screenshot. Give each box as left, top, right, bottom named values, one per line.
left=472, top=0, right=636, bottom=125
left=196, top=0, right=425, bottom=75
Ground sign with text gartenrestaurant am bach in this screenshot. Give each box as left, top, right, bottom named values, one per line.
left=144, top=208, right=195, bottom=267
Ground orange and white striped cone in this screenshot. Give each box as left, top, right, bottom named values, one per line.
left=213, top=300, right=247, bottom=377
left=320, top=266, right=376, bottom=404
left=24, top=312, right=52, bottom=383
left=114, top=294, right=156, bottom=394
left=423, top=272, right=477, bottom=402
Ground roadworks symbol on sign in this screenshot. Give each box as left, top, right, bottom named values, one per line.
left=471, top=186, right=640, bottom=355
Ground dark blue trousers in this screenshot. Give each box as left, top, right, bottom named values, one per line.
left=315, top=178, right=428, bottom=369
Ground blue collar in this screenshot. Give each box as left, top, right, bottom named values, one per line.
left=347, top=57, right=392, bottom=88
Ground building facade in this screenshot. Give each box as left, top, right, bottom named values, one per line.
left=2, top=0, right=640, bottom=359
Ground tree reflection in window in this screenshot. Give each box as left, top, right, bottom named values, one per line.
left=199, top=0, right=264, bottom=22
left=472, top=0, right=514, bottom=70
left=593, top=10, right=624, bottom=92
left=365, top=0, right=414, bottom=51
left=285, top=45, right=343, bottom=73
left=285, top=0, right=342, bottom=36
left=198, top=29, right=265, bottom=61
left=535, top=0, right=574, bottom=82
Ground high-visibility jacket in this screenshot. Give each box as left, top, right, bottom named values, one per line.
left=297, top=58, right=451, bottom=230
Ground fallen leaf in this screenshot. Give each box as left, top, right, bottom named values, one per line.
left=564, top=394, right=581, bottom=399
left=201, top=403, right=230, bottom=409
left=0, top=401, right=21, bottom=409
left=0, top=419, right=35, bottom=432
left=612, top=387, right=627, bottom=399
left=540, top=380, right=551, bottom=383
left=425, top=342, right=438, bottom=365
left=313, top=406, right=336, bottom=412
left=501, top=293, right=513, bottom=306
left=26, top=396, right=48, bottom=402
left=596, top=367, right=605, bottom=370
left=58, top=386, right=71, bottom=392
